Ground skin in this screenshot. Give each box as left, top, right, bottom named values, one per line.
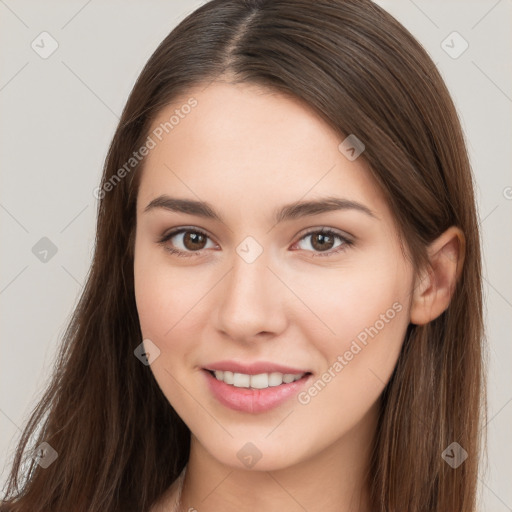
left=133, top=81, right=464, bottom=512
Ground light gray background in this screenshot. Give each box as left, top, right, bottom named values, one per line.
left=1, top=1, right=511, bottom=509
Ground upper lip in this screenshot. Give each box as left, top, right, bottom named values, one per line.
left=203, top=360, right=311, bottom=375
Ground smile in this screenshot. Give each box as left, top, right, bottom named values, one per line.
left=210, top=370, right=306, bottom=389
left=203, top=369, right=312, bottom=413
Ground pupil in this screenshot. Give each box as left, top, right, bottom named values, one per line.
left=184, top=232, right=206, bottom=250
left=313, top=233, right=333, bottom=251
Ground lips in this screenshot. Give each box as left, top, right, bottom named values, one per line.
left=201, top=360, right=313, bottom=413
left=203, top=360, right=310, bottom=375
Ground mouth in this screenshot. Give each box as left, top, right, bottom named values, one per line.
left=205, top=369, right=311, bottom=389
left=202, top=368, right=313, bottom=413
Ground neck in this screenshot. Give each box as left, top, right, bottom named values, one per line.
left=177, top=404, right=378, bottom=512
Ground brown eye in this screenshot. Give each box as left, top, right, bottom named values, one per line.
left=295, top=228, right=352, bottom=257
left=310, top=232, right=336, bottom=251
left=182, top=231, right=208, bottom=251
left=159, top=228, right=216, bottom=257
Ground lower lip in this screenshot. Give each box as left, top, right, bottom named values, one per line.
left=203, top=370, right=312, bottom=413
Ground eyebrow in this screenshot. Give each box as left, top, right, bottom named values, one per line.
left=143, top=195, right=377, bottom=223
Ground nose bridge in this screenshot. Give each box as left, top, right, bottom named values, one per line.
left=215, top=240, right=286, bottom=339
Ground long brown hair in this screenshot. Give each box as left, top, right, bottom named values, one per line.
left=1, top=1, right=485, bottom=510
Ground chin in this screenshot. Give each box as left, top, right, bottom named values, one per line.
left=197, top=433, right=316, bottom=472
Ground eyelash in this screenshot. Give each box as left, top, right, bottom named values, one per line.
left=157, top=227, right=353, bottom=259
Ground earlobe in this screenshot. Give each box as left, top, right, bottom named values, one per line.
left=410, top=226, right=466, bottom=325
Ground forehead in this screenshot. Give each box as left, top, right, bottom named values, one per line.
left=137, top=81, right=389, bottom=222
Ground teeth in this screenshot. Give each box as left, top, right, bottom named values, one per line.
left=250, top=373, right=268, bottom=389
left=233, top=373, right=250, bottom=388
left=268, top=372, right=283, bottom=386
left=211, top=370, right=306, bottom=389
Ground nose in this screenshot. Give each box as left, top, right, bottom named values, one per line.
left=214, top=248, right=288, bottom=343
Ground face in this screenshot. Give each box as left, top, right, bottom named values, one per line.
left=133, top=81, right=415, bottom=471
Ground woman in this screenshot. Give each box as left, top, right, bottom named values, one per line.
left=1, top=0, right=485, bottom=511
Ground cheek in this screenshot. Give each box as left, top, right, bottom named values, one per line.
left=134, top=258, right=169, bottom=341
left=134, top=240, right=204, bottom=340
left=133, top=243, right=218, bottom=408
left=289, top=253, right=411, bottom=353
left=292, top=257, right=411, bottom=427
left=133, top=247, right=207, bottom=414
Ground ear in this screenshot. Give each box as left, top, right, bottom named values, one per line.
left=410, top=226, right=466, bottom=326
